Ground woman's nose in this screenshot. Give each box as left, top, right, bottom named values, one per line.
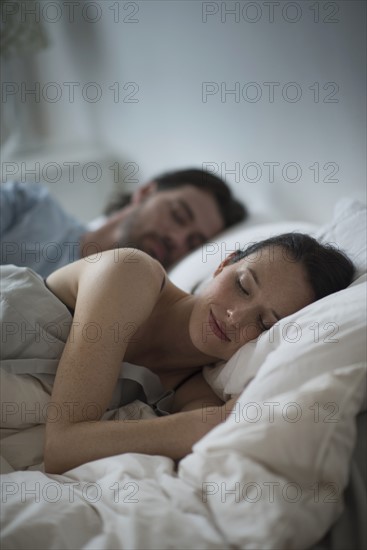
left=226, top=307, right=242, bottom=325
left=226, top=304, right=256, bottom=326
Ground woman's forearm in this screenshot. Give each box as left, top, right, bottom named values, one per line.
left=44, top=404, right=226, bottom=474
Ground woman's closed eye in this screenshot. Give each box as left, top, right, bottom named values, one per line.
left=237, top=278, right=274, bottom=331
left=236, top=278, right=249, bottom=296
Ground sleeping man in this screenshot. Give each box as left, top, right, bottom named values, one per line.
left=0, top=168, right=246, bottom=276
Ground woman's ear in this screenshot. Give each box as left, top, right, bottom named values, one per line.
left=214, top=251, right=241, bottom=276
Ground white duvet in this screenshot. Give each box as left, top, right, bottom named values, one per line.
left=1, top=198, right=366, bottom=549
left=1, top=358, right=365, bottom=549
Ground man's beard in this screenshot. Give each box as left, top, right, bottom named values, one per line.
left=115, top=208, right=172, bottom=267
left=114, top=209, right=141, bottom=249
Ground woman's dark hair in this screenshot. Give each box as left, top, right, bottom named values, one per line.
left=228, top=233, right=355, bottom=299
left=104, top=167, right=247, bottom=228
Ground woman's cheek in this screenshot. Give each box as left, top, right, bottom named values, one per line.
left=231, top=323, right=261, bottom=349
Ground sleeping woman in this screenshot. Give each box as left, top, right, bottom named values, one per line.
left=0, top=233, right=355, bottom=474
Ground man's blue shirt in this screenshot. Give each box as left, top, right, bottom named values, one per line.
left=1, top=182, right=87, bottom=277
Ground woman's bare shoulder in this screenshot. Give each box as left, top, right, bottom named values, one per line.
left=46, top=248, right=166, bottom=311
left=105, top=248, right=166, bottom=288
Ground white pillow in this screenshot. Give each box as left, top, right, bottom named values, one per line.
left=315, top=197, right=367, bottom=279
left=179, top=360, right=366, bottom=549
left=86, top=215, right=107, bottom=230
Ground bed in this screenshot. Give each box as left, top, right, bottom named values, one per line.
left=0, top=197, right=366, bottom=549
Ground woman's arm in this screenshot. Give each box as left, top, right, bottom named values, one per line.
left=45, top=392, right=238, bottom=474
left=45, top=366, right=237, bottom=473
left=45, top=406, right=227, bottom=474
left=44, top=248, right=167, bottom=473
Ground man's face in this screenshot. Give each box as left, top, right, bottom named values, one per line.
left=116, top=185, right=224, bottom=268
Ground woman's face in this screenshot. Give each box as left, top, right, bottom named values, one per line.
left=189, top=246, right=315, bottom=361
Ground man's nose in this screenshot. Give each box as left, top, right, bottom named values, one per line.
left=167, top=228, right=190, bottom=256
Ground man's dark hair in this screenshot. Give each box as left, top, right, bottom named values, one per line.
left=104, top=168, right=247, bottom=228
left=229, top=233, right=355, bottom=299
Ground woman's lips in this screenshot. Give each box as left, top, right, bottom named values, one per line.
left=209, top=310, right=231, bottom=342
